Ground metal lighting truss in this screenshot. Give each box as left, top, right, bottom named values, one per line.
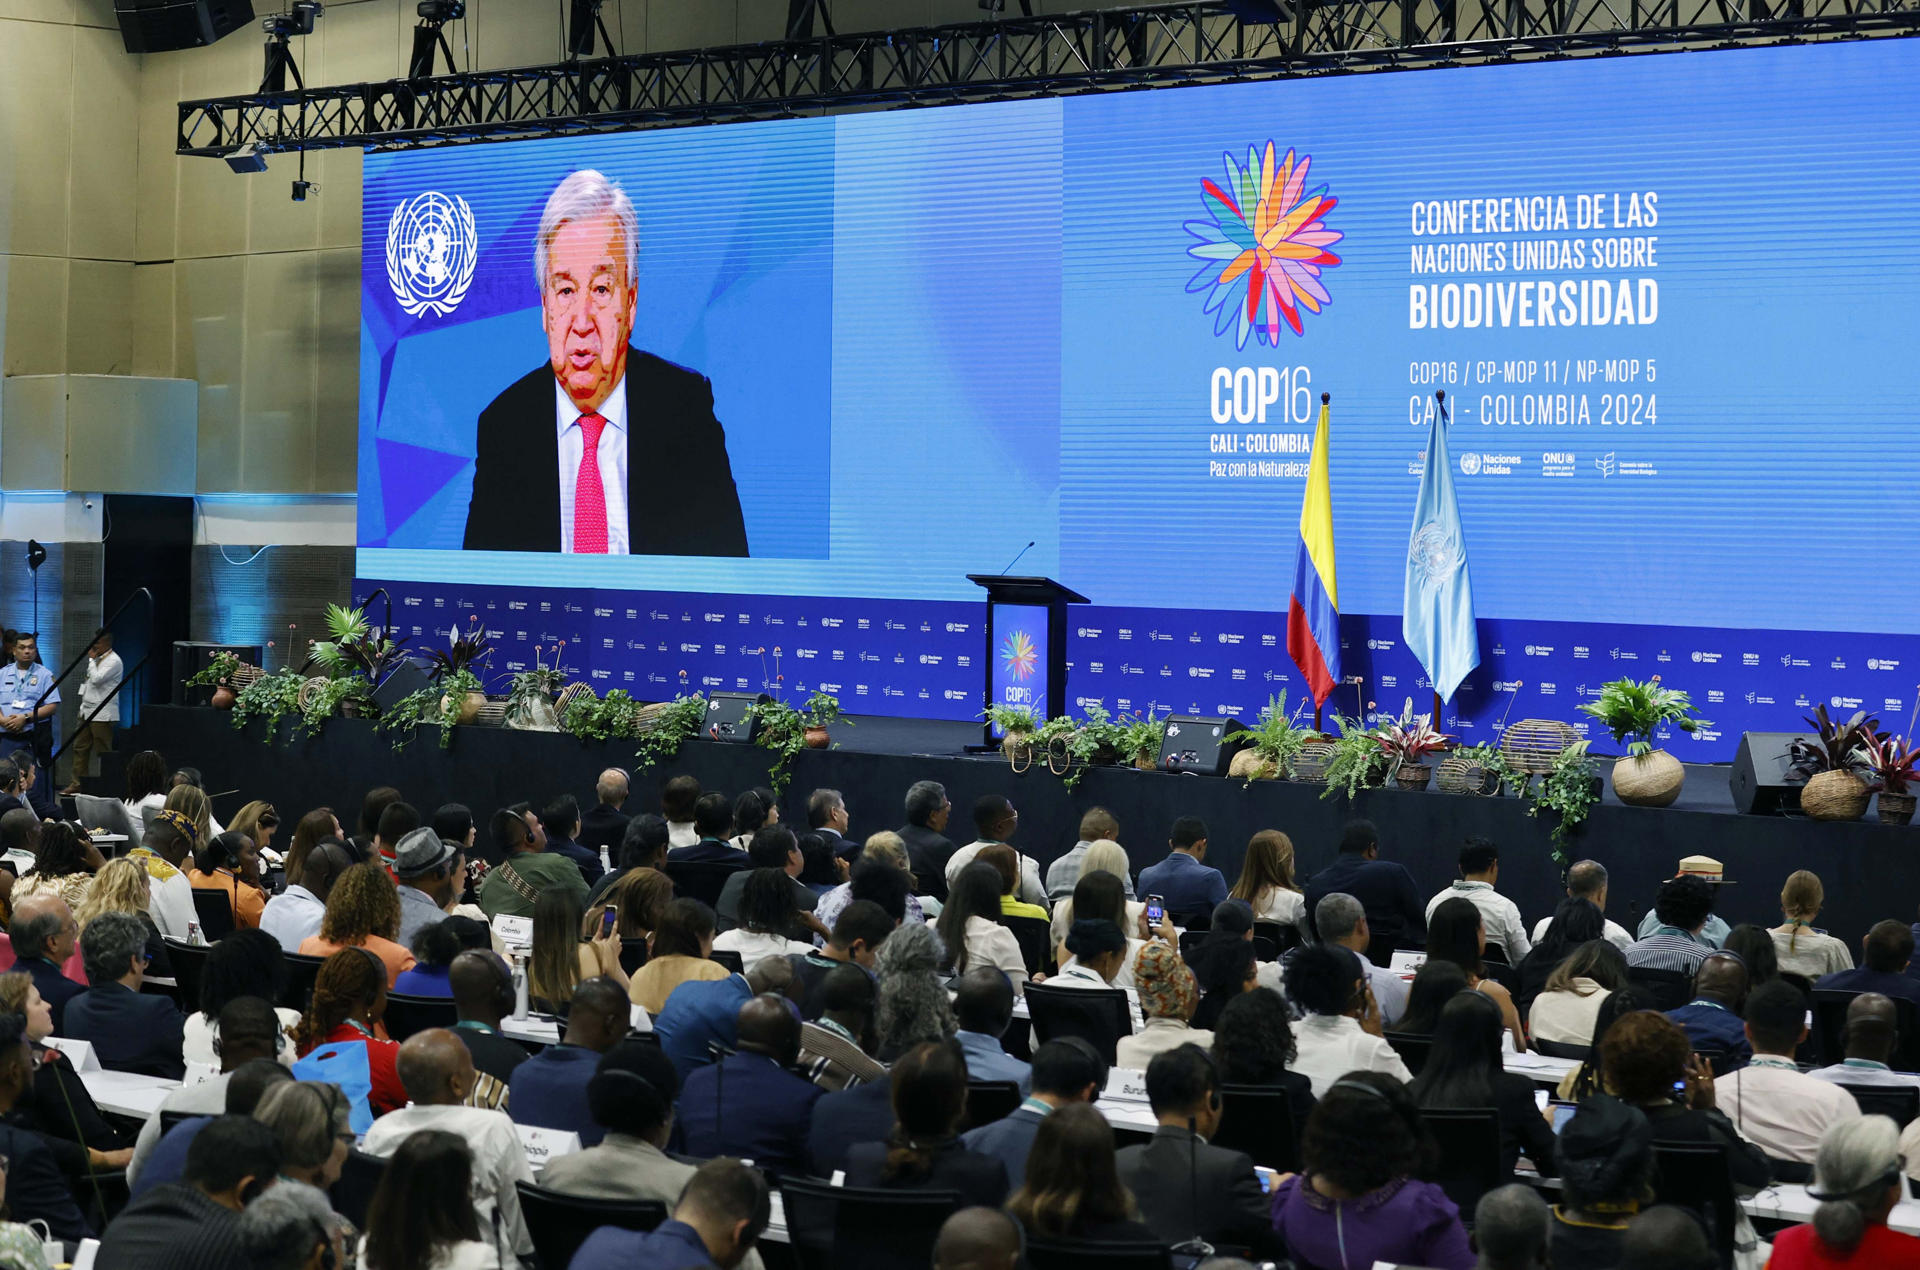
left=177, top=0, right=1920, bottom=157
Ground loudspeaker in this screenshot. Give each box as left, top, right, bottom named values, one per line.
left=114, top=0, right=256, bottom=53
left=172, top=642, right=262, bottom=707
left=1730, top=731, right=1804, bottom=815
left=371, top=660, right=430, bottom=717
left=705, top=692, right=770, bottom=743
left=1156, top=715, right=1247, bottom=776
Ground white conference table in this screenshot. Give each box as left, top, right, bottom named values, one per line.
left=80, top=1069, right=180, bottom=1119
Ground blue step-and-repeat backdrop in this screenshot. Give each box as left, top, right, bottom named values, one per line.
left=356, top=40, right=1920, bottom=760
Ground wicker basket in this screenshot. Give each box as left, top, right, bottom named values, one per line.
left=1878, top=792, right=1917, bottom=826
left=1612, top=750, right=1686, bottom=807
left=296, top=676, right=331, bottom=711
left=473, top=699, right=508, bottom=728
left=1395, top=763, right=1434, bottom=791
left=229, top=663, right=265, bottom=689
left=1436, top=752, right=1502, bottom=796
left=1802, top=769, right=1869, bottom=821
left=554, top=681, right=596, bottom=722
left=1001, top=732, right=1034, bottom=774
left=1500, top=719, right=1581, bottom=776
left=1229, top=750, right=1279, bottom=781
left=1290, top=739, right=1337, bottom=784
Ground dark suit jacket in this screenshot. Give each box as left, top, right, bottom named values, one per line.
left=0, top=1122, right=90, bottom=1242
left=809, top=1073, right=895, bottom=1176
left=63, top=982, right=187, bottom=1079
left=1116, top=1125, right=1278, bottom=1256
left=16, top=955, right=84, bottom=1034
left=1303, top=854, right=1428, bottom=964
left=547, top=835, right=605, bottom=887
left=463, top=349, right=748, bottom=556
left=580, top=804, right=630, bottom=858
left=845, top=1138, right=1009, bottom=1209
left=896, top=825, right=957, bottom=901
left=961, top=1103, right=1048, bottom=1187
left=677, top=1052, right=824, bottom=1177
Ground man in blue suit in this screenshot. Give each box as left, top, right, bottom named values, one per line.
left=539, top=793, right=605, bottom=887
left=962, top=1039, right=1105, bottom=1187
left=1137, top=817, right=1228, bottom=924
left=6, top=893, right=83, bottom=1032
left=572, top=1158, right=769, bottom=1270
left=653, top=958, right=793, bottom=1079
left=808, top=1074, right=894, bottom=1176
left=677, top=994, right=824, bottom=1176
left=62, top=911, right=185, bottom=1080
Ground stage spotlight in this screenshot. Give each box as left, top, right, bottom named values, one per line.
left=786, top=0, right=835, bottom=40
left=291, top=179, right=316, bottom=200
left=978, top=0, right=1035, bottom=12
left=566, top=0, right=616, bottom=59
left=259, top=1, right=321, bottom=93
left=224, top=141, right=269, bottom=174
left=410, top=0, right=465, bottom=79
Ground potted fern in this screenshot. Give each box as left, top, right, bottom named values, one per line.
left=983, top=703, right=1042, bottom=769
left=1577, top=676, right=1709, bottom=807
left=1117, top=709, right=1167, bottom=770
left=1788, top=705, right=1880, bottom=821
left=1321, top=715, right=1390, bottom=801
left=1859, top=731, right=1920, bottom=826
left=1230, top=692, right=1314, bottom=783
left=1376, top=700, right=1449, bottom=791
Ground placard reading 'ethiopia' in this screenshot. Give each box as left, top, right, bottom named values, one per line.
left=359, top=40, right=1920, bottom=750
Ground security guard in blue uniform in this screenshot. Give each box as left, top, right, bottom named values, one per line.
left=0, top=633, right=58, bottom=805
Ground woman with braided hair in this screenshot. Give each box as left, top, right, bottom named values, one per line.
left=294, top=947, right=406, bottom=1115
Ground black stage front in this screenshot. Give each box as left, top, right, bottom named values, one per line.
left=129, top=706, right=1917, bottom=948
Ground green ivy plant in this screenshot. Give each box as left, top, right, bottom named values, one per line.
left=1526, top=739, right=1600, bottom=866
left=982, top=703, right=1042, bottom=737
left=380, top=667, right=483, bottom=751
left=1034, top=703, right=1128, bottom=791
left=1320, top=714, right=1391, bottom=801
left=186, top=650, right=241, bottom=690
left=635, top=695, right=709, bottom=770
left=750, top=700, right=809, bottom=798
left=564, top=688, right=644, bottom=743
left=296, top=675, right=373, bottom=738
left=230, top=667, right=306, bottom=736
left=1447, top=742, right=1518, bottom=796
left=803, top=690, right=847, bottom=733
left=1577, top=676, right=1709, bottom=757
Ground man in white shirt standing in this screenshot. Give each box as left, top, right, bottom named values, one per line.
left=1282, top=943, right=1412, bottom=1097
left=1715, top=980, right=1860, bottom=1167
left=1808, top=994, right=1920, bottom=1089
left=63, top=629, right=122, bottom=795
left=1424, top=838, right=1531, bottom=965
left=360, top=1028, right=535, bottom=1267
left=1529, top=858, right=1633, bottom=951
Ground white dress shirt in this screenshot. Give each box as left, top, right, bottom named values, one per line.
left=260, top=884, right=328, bottom=953
left=1051, top=960, right=1145, bottom=1031
left=1290, top=1013, right=1413, bottom=1097
left=79, top=651, right=124, bottom=723
left=1251, top=886, right=1306, bottom=930
left=667, top=820, right=698, bottom=849
left=183, top=1006, right=301, bottom=1067
left=361, top=1103, right=534, bottom=1265
left=1426, top=880, right=1531, bottom=964
left=554, top=377, right=629, bottom=554
left=1531, top=912, right=1633, bottom=951
left=1810, top=1059, right=1920, bottom=1089
left=1715, top=1055, right=1860, bottom=1164
left=711, top=928, right=814, bottom=970
left=946, top=842, right=1048, bottom=907
left=963, top=915, right=1030, bottom=993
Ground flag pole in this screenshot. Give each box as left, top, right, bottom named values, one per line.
left=1432, top=389, right=1450, bottom=733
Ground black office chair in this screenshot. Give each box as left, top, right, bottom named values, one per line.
left=1479, top=958, right=1520, bottom=994
left=962, top=1080, right=1023, bottom=1132
left=1024, top=981, right=1132, bottom=1064
left=157, top=1110, right=204, bottom=1136
left=1812, top=989, right=1920, bottom=1070
left=329, top=1148, right=388, bottom=1229
left=709, top=949, right=744, bottom=974
left=1531, top=1037, right=1591, bottom=1061
left=1385, top=1031, right=1433, bottom=1075
left=1627, top=966, right=1694, bottom=1012
left=1837, top=1083, right=1920, bottom=1128
left=1214, top=1083, right=1300, bottom=1172
left=1420, top=1108, right=1503, bottom=1222
left=161, top=938, right=210, bottom=1013
left=619, top=937, right=650, bottom=976
left=1025, top=1238, right=1175, bottom=1269
left=1253, top=920, right=1302, bottom=957
left=383, top=992, right=458, bottom=1042
left=663, top=861, right=745, bottom=910
left=1650, top=1140, right=1736, bottom=1270
left=1002, top=914, right=1052, bottom=976
left=778, top=1176, right=961, bottom=1270
left=282, top=951, right=326, bottom=1011
left=191, top=888, right=235, bottom=942
left=515, top=1182, right=667, bottom=1270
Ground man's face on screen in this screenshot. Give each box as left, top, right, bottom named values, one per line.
left=541, top=213, right=636, bottom=412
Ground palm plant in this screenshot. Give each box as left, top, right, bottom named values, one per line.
left=1576, top=676, right=1709, bottom=757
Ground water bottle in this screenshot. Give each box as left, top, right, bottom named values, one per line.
left=510, top=950, right=530, bottom=1022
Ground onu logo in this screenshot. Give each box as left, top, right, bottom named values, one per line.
left=386, top=191, right=477, bottom=317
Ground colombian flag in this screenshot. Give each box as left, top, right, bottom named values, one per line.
left=1286, top=397, right=1340, bottom=707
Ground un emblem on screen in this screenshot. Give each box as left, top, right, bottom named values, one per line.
left=385, top=191, right=477, bottom=318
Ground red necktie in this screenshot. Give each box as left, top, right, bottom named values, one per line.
left=572, top=411, right=609, bottom=554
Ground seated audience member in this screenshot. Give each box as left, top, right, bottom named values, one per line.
left=1427, top=895, right=1526, bottom=1049
left=1117, top=1044, right=1277, bottom=1255
left=678, top=993, right=826, bottom=1175
left=898, top=780, right=958, bottom=900
left=507, top=975, right=628, bottom=1145
left=0, top=970, right=133, bottom=1176
left=186, top=830, right=265, bottom=929
left=281, top=807, right=343, bottom=880
left=1050, top=839, right=1144, bottom=950
left=1724, top=922, right=1782, bottom=987
left=1716, top=979, right=1861, bottom=1171
left=1475, top=1185, right=1552, bottom=1270
left=846, top=1039, right=1010, bottom=1205
left=1518, top=897, right=1608, bottom=1011
left=937, top=862, right=1029, bottom=992
left=249, top=1079, right=348, bottom=1193
left=65, top=910, right=186, bottom=1078
left=1397, top=959, right=1472, bottom=1034
left=711, top=867, right=816, bottom=968
left=1528, top=938, right=1628, bottom=1047
left=235, top=1180, right=343, bottom=1270
left=1811, top=994, right=1920, bottom=1089
left=1772, top=1115, right=1920, bottom=1268
left=259, top=838, right=350, bottom=954
left=540, top=1041, right=693, bottom=1199
left=1550, top=1095, right=1656, bottom=1270
left=6, top=892, right=82, bottom=1031
left=572, top=1157, right=770, bottom=1270
left=662, top=775, right=702, bottom=850
left=97, top=1116, right=282, bottom=1269
left=297, top=863, right=418, bottom=987
left=1138, top=816, right=1228, bottom=923
left=874, top=920, right=957, bottom=1061
left=788, top=899, right=893, bottom=1019
left=392, top=916, right=487, bottom=998
left=79, top=855, right=177, bottom=984
left=528, top=887, right=627, bottom=1011
left=348, top=787, right=400, bottom=861
left=814, top=839, right=925, bottom=935
left=0, top=1012, right=92, bottom=1242
left=1557, top=987, right=1653, bottom=1103
left=1424, top=837, right=1531, bottom=964
left=15, top=820, right=102, bottom=913
left=128, top=1003, right=281, bottom=1187
left=540, top=793, right=605, bottom=886
left=475, top=804, right=588, bottom=919
left=1186, top=922, right=1259, bottom=1031
left=1664, top=950, right=1753, bottom=1066
left=1310, top=891, right=1411, bottom=1027
left=447, top=949, right=527, bottom=1104
left=1531, top=859, right=1634, bottom=949
left=978, top=844, right=1046, bottom=928
left=1410, top=992, right=1556, bottom=1180
left=128, top=808, right=200, bottom=941
left=935, top=1206, right=1024, bottom=1270
left=1209, top=987, right=1316, bottom=1130
left=798, top=962, right=885, bottom=1091
left=133, top=1056, right=291, bottom=1200
left=1821, top=920, right=1920, bottom=1009
left=368, top=799, right=419, bottom=874
left=809, top=1072, right=898, bottom=1179
left=952, top=966, right=1031, bottom=1092
left=588, top=813, right=669, bottom=908
left=1771, top=869, right=1855, bottom=979
left=358, top=1129, right=496, bottom=1270
left=653, top=955, right=792, bottom=1078
left=431, top=801, right=477, bottom=858
left=1054, top=917, right=1130, bottom=991
left=630, top=897, right=730, bottom=1013
left=1617, top=1205, right=1720, bottom=1270
left=1120, top=940, right=1211, bottom=1068
left=963, top=1038, right=1104, bottom=1187
left=361, top=1029, right=532, bottom=1267
left=1601, top=1010, right=1772, bottom=1194
left=1272, top=1072, right=1472, bottom=1270
left=293, top=947, right=405, bottom=1116
left=1008, top=1101, right=1158, bottom=1243
left=392, top=825, right=464, bottom=949
left=944, top=796, right=1046, bottom=906
left=715, top=823, right=805, bottom=928
left=596, top=862, right=673, bottom=950
left=727, top=787, right=778, bottom=853
left=806, top=786, right=853, bottom=861
left=1283, top=943, right=1412, bottom=1096
left=183, top=930, right=300, bottom=1067
left=1301, top=819, right=1426, bottom=958
left=1053, top=867, right=1148, bottom=985
left=164, top=781, right=221, bottom=844
left=667, top=792, right=745, bottom=864
left=1046, top=808, right=1128, bottom=902
left=1229, top=829, right=1306, bottom=932
left=1627, top=875, right=1719, bottom=975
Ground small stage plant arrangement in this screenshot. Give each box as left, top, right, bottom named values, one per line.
left=1858, top=729, right=1920, bottom=827
left=184, top=648, right=256, bottom=710
left=1321, top=713, right=1392, bottom=801
left=1374, top=699, right=1449, bottom=791
left=752, top=691, right=847, bottom=797
left=381, top=615, right=491, bottom=750
left=227, top=641, right=306, bottom=738
left=504, top=644, right=568, bottom=731
left=982, top=703, right=1042, bottom=771
left=1117, top=708, right=1167, bottom=771
left=300, top=603, right=408, bottom=736
left=1229, top=692, right=1317, bottom=785
left=1577, top=674, right=1709, bottom=807
left=1033, top=704, right=1128, bottom=792
left=1788, top=704, right=1881, bottom=822
left=562, top=688, right=647, bottom=743
left=632, top=694, right=711, bottom=769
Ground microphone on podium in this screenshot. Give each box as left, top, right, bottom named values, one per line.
left=998, top=541, right=1036, bottom=575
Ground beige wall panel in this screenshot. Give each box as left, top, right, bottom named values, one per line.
left=474, top=1, right=561, bottom=72
left=247, top=152, right=324, bottom=255
left=65, top=374, right=199, bottom=494
left=736, top=0, right=791, bottom=45
left=614, top=0, right=650, bottom=52
left=0, top=2, right=76, bottom=23
left=68, top=26, right=139, bottom=262
left=176, top=18, right=262, bottom=99
left=65, top=257, right=133, bottom=375
left=319, top=0, right=402, bottom=87
left=135, top=56, right=180, bottom=262
left=316, top=148, right=363, bottom=252
left=73, top=0, right=119, bottom=28
left=130, top=261, right=176, bottom=377
left=176, top=146, right=251, bottom=260
left=650, top=0, right=736, bottom=51
left=0, top=375, right=69, bottom=491
left=240, top=249, right=318, bottom=490
left=311, top=248, right=359, bottom=491
left=178, top=253, right=246, bottom=488
left=1, top=20, right=76, bottom=259
left=832, top=0, right=935, bottom=32
left=3, top=255, right=70, bottom=377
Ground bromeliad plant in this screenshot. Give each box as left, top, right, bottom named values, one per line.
left=423, top=615, right=493, bottom=683
left=1786, top=704, right=1882, bottom=780
left=1577, top=676, right=1710, bottom=756
left=1375, top=699, right=1449, bottom=771
left=1858, top=731, right=1920, bottom=796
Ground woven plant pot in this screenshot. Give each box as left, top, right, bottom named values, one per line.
left=1612, top=750, right=1685, bottom=807
left=473, top=699, right=508, bottom=728
left=1500, top=719, right=1581, bottom=776
left=229, top=663, right=265, bottom=689
left=1395, top=763, right=1433, bottom=792
left=1802, top=769, right=1869, bottom=821
left=1290, top=740, right=1336, bottom=784
left=1877, top=792, right=1916, bottom=826
left=296, top=676, right=331, bottom=712
left=1001, top=732, right=1034, bottom=774
left=1436, top=753, right=1501, bottom=796
left=1229, top=750, right=1279, bottom=781
left=554, top=681, right=596, bottom=722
